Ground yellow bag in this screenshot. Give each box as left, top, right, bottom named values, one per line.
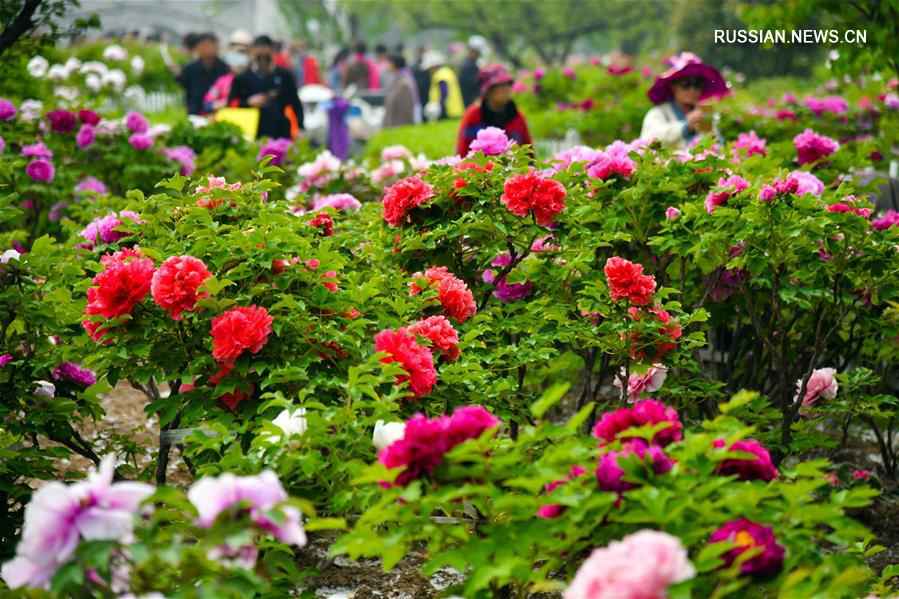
left=215, top=107, right=259, bottom=139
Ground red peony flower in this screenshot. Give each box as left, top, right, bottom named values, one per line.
left=382, top=175, right=434, bottom=226
left=308, top=211, right=333, bottom=236
left=452, top=160, right=494, bottom=190
left=211, top=305, right=273, bottom=367
left=500, top=171, right=566, bottom=226
left=47, top=109, right=76, bottom=133
left=85, top=249, right=155, bottom=320
left=604, top=257, right=656, bottom=305
left=151, top=255, right=212, bottom=320
left=409, top=266, right=476, bottom=323
left=712, top=438, right=778, bottom=482
left=209, top=364, right=253, bottom=410
left=626, top=306, right=682, bottom=360
left=374, top=327, right=437, bottom=398
left=408, top=315, right=460, bottom=361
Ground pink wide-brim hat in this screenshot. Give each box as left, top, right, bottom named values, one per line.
left=648, top=52, right=729, bottom=105
left=478, top=64, right=515, bottom=97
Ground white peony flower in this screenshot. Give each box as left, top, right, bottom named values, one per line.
left=85, top=73, right=102, bottom=92
left=54, top=86, right=79, bottom=102
left=187, top=114, right=209, bottom=128
left=27, top=56, right=49, bottom=78
left=64, top=57, right=82, bottom=74
left=372, top=420, right=406, bottom=451
left=33, top=380, right=56, bottom=399
left=130, top=55, right=145, bottom=75
left=265, top=407, right=308, bottom=442
left=1, top=249, right=21, bottom=264
left=80, top=60, right=109, bottom=76
left=102, top=69, right=126, bottom=92
left=47, top=64, right=69, bottom=80
left=103, top=44, right=128, bottom=61
left=19, top=99, right=42, bottom=121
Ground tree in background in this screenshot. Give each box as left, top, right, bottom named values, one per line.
left=741, top=0, right=899, bottom=80
left=0, top=0, right=97, bottom=57
left=674, top=0, right=824, bottom=79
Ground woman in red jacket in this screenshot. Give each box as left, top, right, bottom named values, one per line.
left=456, top=64, right=532, bottom=156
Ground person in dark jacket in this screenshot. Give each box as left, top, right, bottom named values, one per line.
left=456, top=64, right=532, bottom=156
left=175, top=32, right=230, bottom=115
left=383, top=54, right=415, bottom=128
left=412, top=46, right=431, bottom=112
left=459, top=35, right=487, bottom=107
left=229, top=35, right=304, bottom=139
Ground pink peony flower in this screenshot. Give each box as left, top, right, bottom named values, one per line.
left=26, top=159, right=54, bottom=182
left=51, top=362, right=96, bottom=387
left=564, top=530, right=695, bottom=599
left=0, top=354, right=12, bottom=366
left=665, top=206, right=681, bottom=220
left=408, top=315, right=460, bottom=361
left=852, top=469, right=871, bottom=480
left=381, top=144, right=411, bottom=160
left=482, top=253, right=532, bottom=304
left=795, top=367, right=837, bottom=410
left=257, top=137, right=292, bottom=165
left=312, top=193, right=361, bottom=212
left=708, top=519, right=785, bottom=576
left=0, top=98, right=16, bottom=121
left=128, top=133, right=152, bottom=150
left=586, top=152, right=636, bottom=181
left=758, top=185, right=776, bottom=202
left=793, top=128, right=839, bottom=165
left=125, top=111, right=149, bottom=134
left=0, top=456, right=153, bottom=590
left=790, top=170, right=824, bottom=196
left=613, top=366, right=667, bottom=402
left=593, top=399, right=682, bottom=447
left=552, top=145, right=603, bottom=173
left=805, top=96, right=848, bottom=116
left=382, top=175, right=434, bottom=226
left=468, top=126, right=514, bottom=156
left=211, top=305, right=273, bottom=367
left=76, top=124, right=95, bottom=149
left=705, top=175, right=749, bottom=213
left=76, top=176, right=108, bottom=196
left=595, top=440, right=673, bottom=493
left=712, top=438, right=777, bottom=481
left=164, top=146, right=197, bottom=176
left=871, top=210, right=899, bottom=231
left=21, top=142, right=53, bottom=159
left=187, top=470, right=305, bottom=566
left=731, top=131, right=767, bottom=161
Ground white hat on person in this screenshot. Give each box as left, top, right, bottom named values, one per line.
left=468, top=35, right=488, bottom=54
left=229, top=30, right=252, bottom=47
left=419, top=50, right=446, bottom=71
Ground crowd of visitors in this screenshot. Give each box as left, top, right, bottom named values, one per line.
left=167, top=31, right=528, bottom=154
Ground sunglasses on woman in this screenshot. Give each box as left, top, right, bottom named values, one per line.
left=675, top=78, right=705, bottom=90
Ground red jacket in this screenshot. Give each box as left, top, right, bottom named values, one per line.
left=456, top=102, right=532, bottom=157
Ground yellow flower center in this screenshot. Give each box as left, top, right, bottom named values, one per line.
left=735, top=531, right=756, bottom=548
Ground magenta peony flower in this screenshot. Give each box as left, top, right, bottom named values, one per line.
left=76, top=124, right=95, bottom=149
left=128, top=133, right=152, bottom=150
left=613, top=366, right=667, bottom=402
left=587, top=151, right=636, bottom=181
left=482, top=253, right=532, bottom=304
left=469, top=126, right=514, bottom=156
left=852, top=469, right=871, bottom=480
left=795, top=367, right=837, bottom=410
left=0, top=354, right=13, bottom=366
left=77, top=109, right=100, bottom=125
left=379, top=406, right=500, bottom=486
left=51, top=362, right=96, bottom=387
left=257, top=137, right=292, bottom=165
left=790, top=170, right=824, bottom=196
left=708, top=519, right=785, bottom=576
left=164, top=145, right=197, bottom=176
left=872, top=210, right=899, bottom=231
left=758, top=185, right=776, bottom=202
left=665, top=206, right=681, bottom=220
left=46, top=109, right=76, bottom=133
left=26, top=159, right=54, bottom=182
left=76, top=176, right=108, bottom=196
left=0, top=98, right=16, bottom=121
left=595, top=440, right=673, bottom=493
left=125, top=111, right=149, bottom=134
left=21, top=142, right=53, bottom=159
left=793, top=128, right=839, bottom=165
left=805, top=96, right=848, bottom=117
left=0, top=456, right=153, bottom=590
left=564, top=530, right=695, bottom=599
left=48, top=201, right=67, bottom=222
left=562, top=66, right=576, bottom=79
left=712, top=438, right=777, bottom=481
left=593, top=399, right=682, bottom=448
left=538, top=465, right=587, bottom=519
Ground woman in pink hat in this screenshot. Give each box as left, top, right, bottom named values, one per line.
left=640, top=52, right=728, bottom=149
left=456, top=64, right=532, bottom=156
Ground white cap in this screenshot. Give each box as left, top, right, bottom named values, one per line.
left=468, top=35, right=488, bottom=54
left=419, top=50, right=446, bottom=71
left=229, top=30, right=252, bottom=47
